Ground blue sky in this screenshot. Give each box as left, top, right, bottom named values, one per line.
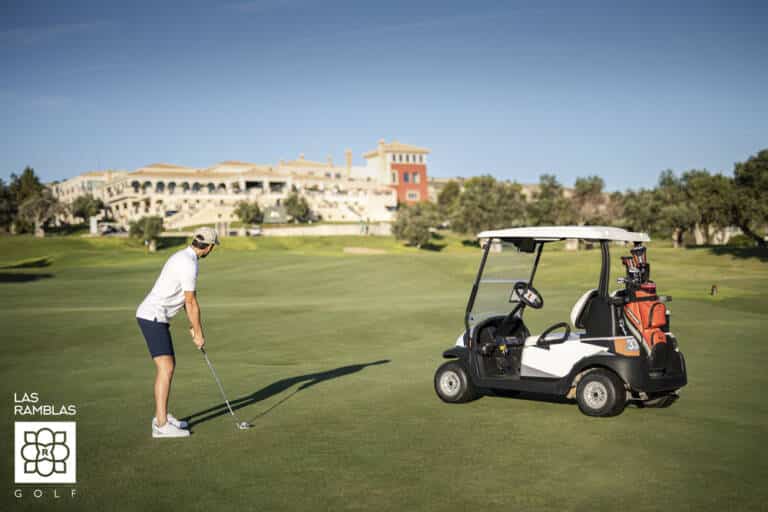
left=1, top=0, right=766, bottom=190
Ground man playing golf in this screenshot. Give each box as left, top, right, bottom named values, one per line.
left=136, top=227, right=219, bottom=438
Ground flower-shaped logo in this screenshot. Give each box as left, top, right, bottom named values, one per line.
left=20, top=427, right=70, bottom=477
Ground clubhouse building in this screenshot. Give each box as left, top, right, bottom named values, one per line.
left=52, top=140, right=430, bottom=229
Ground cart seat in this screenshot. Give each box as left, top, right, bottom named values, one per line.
left=571, top=288, right=598, bottom=328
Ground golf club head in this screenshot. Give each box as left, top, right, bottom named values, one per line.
left=237, top=421, right=253, bottom=430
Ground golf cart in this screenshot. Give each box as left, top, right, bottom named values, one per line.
left=434, top=226, right=687, bottom=417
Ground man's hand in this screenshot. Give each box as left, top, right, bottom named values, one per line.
left=189, top=327, right=205, bottom=350
left=184, top=290, right=205, bottom=350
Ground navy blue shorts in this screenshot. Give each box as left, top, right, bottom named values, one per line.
left=137, top=318, right=175, bottom=358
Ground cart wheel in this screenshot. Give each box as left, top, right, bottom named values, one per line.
left=434, top=361, right=478, bottom=403
left=576, top=369, right=626, bottom=417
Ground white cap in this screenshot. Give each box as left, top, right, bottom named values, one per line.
left=192, top=226, right=220, bottom=246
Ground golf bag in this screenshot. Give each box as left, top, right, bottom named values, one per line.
left=623, top=283, right=667, bottom=348
left=620, top=246, right=669, bottom=350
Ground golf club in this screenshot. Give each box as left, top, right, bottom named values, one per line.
left=200, top=347, right=252, bottom=430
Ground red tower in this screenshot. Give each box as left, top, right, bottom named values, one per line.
left=362, top=140, right=430, bottom=204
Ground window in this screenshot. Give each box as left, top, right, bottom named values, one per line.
left=403, top=172, right=410, bottom=183
left=418, top=155, right=423, bottom=163
left=413, top=172, right=420, bottom=184
left=407, top=191, right=419, bottom=201
left=406, top=154, right=410, bottom=163
left=392, top=172, right=397, bottom=184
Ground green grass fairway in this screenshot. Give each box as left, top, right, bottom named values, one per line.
left=1, top=235, right=767, bottom=511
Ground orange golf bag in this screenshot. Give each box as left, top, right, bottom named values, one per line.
left=623, top=282, right=667, bottom=348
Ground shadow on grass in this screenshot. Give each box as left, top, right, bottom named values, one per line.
left=461, top=239, right=480, bottom=248
left=0, top=257, right=52, bottom=269
left=183, top=359, right=391, bottom=427
left=703, top=245, right=768, bottom=262
left=0, top=272, right=54, bottom=283
left=488, top=391, right=680, bottom=413
left=421, top=242, right=446, bottom=252
left=45, top=223, right=88, bottom=236
left=486, top=390, right=574, bottom=405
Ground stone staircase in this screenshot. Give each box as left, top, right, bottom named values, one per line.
left=164, top=205, right=236, bottom=229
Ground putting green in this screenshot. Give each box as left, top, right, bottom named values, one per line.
left=1, top=235, right=766, bottom=511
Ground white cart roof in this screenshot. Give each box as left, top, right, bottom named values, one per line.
left=477, top=226, right=650, bottom=242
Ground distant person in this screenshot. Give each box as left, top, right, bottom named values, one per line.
left=136, top=227, right=219, bottom=438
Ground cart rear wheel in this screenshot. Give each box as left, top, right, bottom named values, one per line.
left=434, top=361, right=478, bottom=403
left=576, top=369, right=626, bottom=417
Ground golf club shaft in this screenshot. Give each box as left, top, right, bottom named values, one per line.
left=201, top=348, right=238, bottom=419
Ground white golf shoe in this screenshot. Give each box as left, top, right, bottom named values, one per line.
left=152, top=413, right=189, bottom=430
left=152, top=418, right=190, bottom=438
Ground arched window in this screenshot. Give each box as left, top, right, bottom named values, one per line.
left=181, top=182, right=190, bottom=193
left=403, top=172, right=410, bottom=183
left=207, top=183, right=216, bottom=194
left=142, top=181, right=152, bottom=193
left=192, top=182, right=201, bottom=193
left=156, top=181, right=165, bottom=193
left=168, top=182, right=176, bottom=195
left=413, top=172, right=420, bottom=184
left=217, top=183, right=227, bottom=193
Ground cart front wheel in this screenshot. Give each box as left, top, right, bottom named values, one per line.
left=434, top=361, right=478, bottom=403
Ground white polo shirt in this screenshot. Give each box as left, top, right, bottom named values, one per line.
left=136, top=247, right=198, bottom=323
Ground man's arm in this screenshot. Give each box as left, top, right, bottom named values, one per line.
left=184, top=290, right=205, bottom=349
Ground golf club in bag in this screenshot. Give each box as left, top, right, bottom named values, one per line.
left=200, top=347, right=252, bottom=430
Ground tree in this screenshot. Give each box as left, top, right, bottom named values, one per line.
left=620, top=189, right=659, bottom=234
left=731, top=149, right=768, bottom=247
left=393, top=202, right=439, bottom=248
left=526, top=174, right=576, bottom=226
left=436, top=181, right=461, bottom=219
left=9, top=166, right=44, bottom=203
left=7, top=166, right=44, bottom=233
left=605, top=191, right=625, bottom=223
left=450, top=176, right=526, bottom=234
left=681, top=170, right=734, bottom=244
left=572, top=176, right=606, bottom=225
left=129, top=216, right=164, bottom=251
left=0, top=179, right=14, bottom=231
left=234, top=200, right=263, bottom=225
left=654, top=171, right=698, bottom=247
left=71, top=194, right=105, bottom=223
left=284, top=193, right=311, bottom=223
left=17, top=190, right=64, bottom=237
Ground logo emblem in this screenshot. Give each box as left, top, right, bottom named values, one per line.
left=15, top=422, right=76, bottom=484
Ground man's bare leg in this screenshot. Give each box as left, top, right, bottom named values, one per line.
left=153, top=355, right=175, bottom=427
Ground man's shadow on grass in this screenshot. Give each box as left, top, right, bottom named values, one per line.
left=0, top=272, right=53, bottom=283
left=183, top=359, right=390, bottom=427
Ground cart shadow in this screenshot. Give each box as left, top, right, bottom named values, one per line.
left=183, top=359, right=390, bottom=427
left=486, top=391, right=575, bottom=405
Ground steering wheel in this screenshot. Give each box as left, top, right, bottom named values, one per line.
left=536, top=322, right=571, bottom=349
left=512, top=281, right=544, bottom=309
